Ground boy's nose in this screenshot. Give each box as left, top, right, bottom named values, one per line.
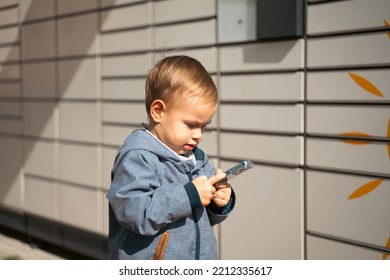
left=192, top=128, right=203, bottom=140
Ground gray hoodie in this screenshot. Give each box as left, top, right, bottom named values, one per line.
left=107, top=129, right=235, bottom=259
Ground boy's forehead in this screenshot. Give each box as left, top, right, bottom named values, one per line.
left=174, top=93, right=216, bottom=107
left=168, top=94, right=216, bottom=117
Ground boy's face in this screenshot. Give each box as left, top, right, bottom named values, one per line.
left=151, top=96, right=217, bottom=155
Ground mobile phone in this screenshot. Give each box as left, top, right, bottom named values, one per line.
left=224, top=160, right=254, bottom=181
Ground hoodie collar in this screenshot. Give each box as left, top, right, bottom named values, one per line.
left=120, top=129, right=207, bottom=174
left=144, top=128, right=196, bottom=165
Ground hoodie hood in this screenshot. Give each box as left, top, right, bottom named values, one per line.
left=112, top=129, right=207, bottom=176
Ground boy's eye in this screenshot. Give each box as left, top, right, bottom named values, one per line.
left=186, top=123, right=207, bottom=130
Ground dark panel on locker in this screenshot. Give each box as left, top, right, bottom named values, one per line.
left=257, top=0, right=305, bottom=41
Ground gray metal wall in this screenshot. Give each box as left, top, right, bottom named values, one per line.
left=0, top=0, right=389, bottom=259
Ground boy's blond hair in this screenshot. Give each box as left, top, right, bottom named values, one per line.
left=145, top=55, right=218, bottom=117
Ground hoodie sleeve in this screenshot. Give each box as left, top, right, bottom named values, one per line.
left=107, top=150, right=195, bottom=236
left=207, top=189, right=236, bottom=225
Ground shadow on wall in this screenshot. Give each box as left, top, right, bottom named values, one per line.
left=243, top=40, right=298, bottom=64
left=0, top=0, right=122, bottom=254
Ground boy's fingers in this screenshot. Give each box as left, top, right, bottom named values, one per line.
left=197, top=175, right=208, bottom=181
left=208, top=172, right=226, bottom=185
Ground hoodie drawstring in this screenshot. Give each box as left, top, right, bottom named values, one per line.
left=188, top=172, right=201, bottom=260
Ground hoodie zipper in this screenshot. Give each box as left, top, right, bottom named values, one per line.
left=188, top=171, right=201, bottom=260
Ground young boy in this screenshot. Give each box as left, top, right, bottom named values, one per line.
left=107, top=55, right=235, bottom=260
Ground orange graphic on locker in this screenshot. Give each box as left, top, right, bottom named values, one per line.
left=348, top=179, right=384, bottom=199
left=340, top=120, right=390, bottom=154
left=383, top=237, right=390, bottom=260
left=348, top=73, right=384, bottom=97
left=385, top=20, right=390, bottom=39
left=342, top=28, right=390, bottom=261
left=339, top=132, right=373, bottom=145
left=342, top=74, right=388, bottom=199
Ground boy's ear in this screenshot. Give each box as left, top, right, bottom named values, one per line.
left=150, top=99, right=166, bottom=123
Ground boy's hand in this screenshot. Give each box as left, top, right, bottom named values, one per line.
left=213, top=169, right=232, bottom=207
left=193, top=172, right=226, bottom=207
